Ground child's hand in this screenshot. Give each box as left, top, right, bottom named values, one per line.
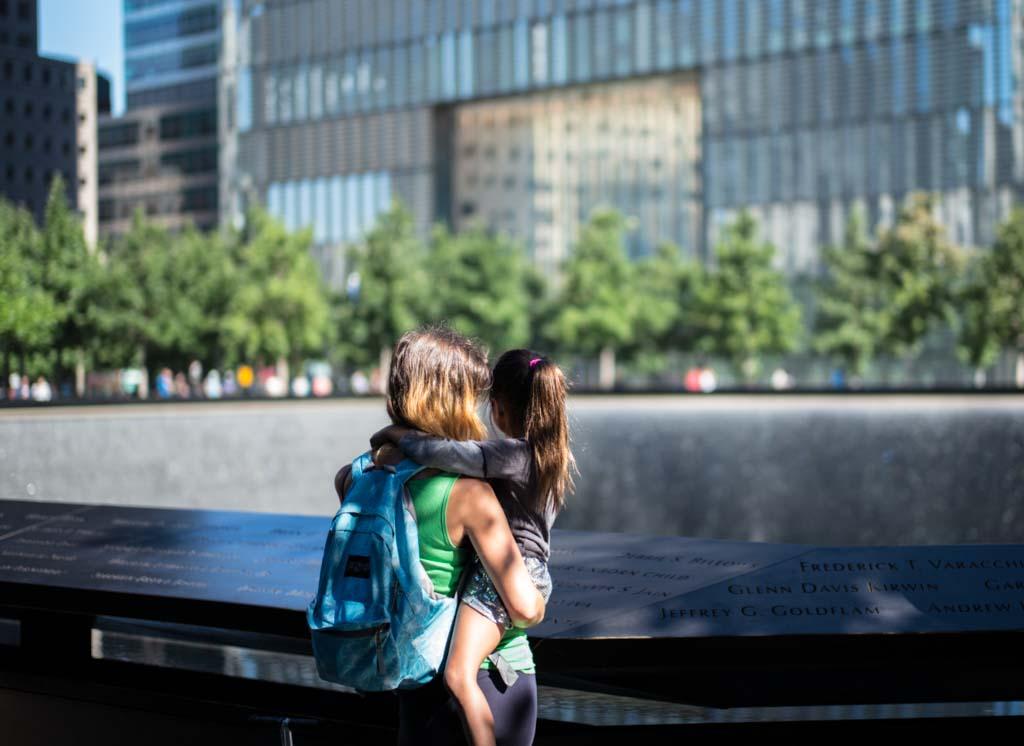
left=369, top=424, right=413, bottom=451
left=371, top=443, right=404, bottom=466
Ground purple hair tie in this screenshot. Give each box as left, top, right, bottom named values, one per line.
left=529, top=357, right=542, bottom=368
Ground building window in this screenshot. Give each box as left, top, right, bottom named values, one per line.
left=125, top=42, right=218, bottom=83
left=314, top=178, right=329, bottom=243
left=308, top=64, right=323, bottom=119
left=513, top=19, right=529, bottom=89
left=159, top=108, right=216, bottom=140
left=294, top=65, right=308, bottom=121
left=237, top=68, right=252, bottom=132
left=264, top=72, right=277, bottom=125
left=458, top=29, right=474, bottom=97
left=278, top=70, right=293, bottom=122
left=442, top=31, right=457, bottom=98
left=531, top=22, right=548, bottom=84
left=99, top=122, right=140, bottom=148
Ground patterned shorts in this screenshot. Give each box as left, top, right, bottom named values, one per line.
left=461, top=555, right=551, bottom=630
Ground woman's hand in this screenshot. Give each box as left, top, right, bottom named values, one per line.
left=448, top=478, right=546, bottom=628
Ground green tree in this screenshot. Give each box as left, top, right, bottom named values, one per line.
left=523, top=263, right=555, bottom=353
left=0, top=200, right=59, bottom=381
left=176, top=227, right=238, bottom=369
left=691, top=211, right=802, bottom=383
left=340, top=202, right=430, bottom=372
left=426, top=223, right=530, bottom=355
left=223, top=208, right=333, bottom=371
left=813, top=208, right=887, bottom=376
left=548, top=208, right=636, bottom=389
left=958, top=208, right=1024, bottom=386
left=87, top=212, right=183, bottom=387
left=35, top=177, right=100, bottom=392
left=875, top=193, right=964, bottom=362
left=625, top=241, right=701, bottom=372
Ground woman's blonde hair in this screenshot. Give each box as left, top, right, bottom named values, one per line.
left=387, top=325, right=491, bottom=441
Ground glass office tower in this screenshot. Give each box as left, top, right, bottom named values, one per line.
left=225, top=0, right=1022, bottom=283
left=124, top=0, right=221, bottom=108
left=100, top=0, right=222, bottom=237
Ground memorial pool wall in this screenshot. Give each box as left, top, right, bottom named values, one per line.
left=1, top=395, right=1022, bottom=545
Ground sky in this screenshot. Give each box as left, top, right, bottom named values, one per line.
left=39, top=0, right=124, bottom=115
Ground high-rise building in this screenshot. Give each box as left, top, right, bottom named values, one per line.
left=99, top=0, right=221, bottom=239
left=124, top=0, right=220, bottom=108
left=224, top=1, right=1023, bottom=283
left=0, top=0, right=110, bottom=241
left=75, top=61, right=110, bottom=247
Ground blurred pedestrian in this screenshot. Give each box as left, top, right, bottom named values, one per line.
left=30, top=376, right=52, bottom=402
left=174, top=371, right=190, bottom=399
left=771, top=367, right=794, bottom=391
left=237, top=364, right=254, bottom=393
left=222, top=369, right=238, bottom=397
left=188, top=359, right=204, bottom=397
left=698, top=366, right=717, bottom=393
left=264, top=374, right=286, bottom=398
left=829, top=367, right=846, bottom=390
left=292, top=374, right=310, bottom=398
left=156, top=368, right=174, bottom=399
left=312, top=372, right=333, bottom=397
left=18, top=375, right=29, bottom=400
left=203, top=369, right=223, bottom=399
left=369, top=367, right=384, bottom=394
left=8, top=373, right=20, bottom=400
left=684, top=365, right=702, bottom=392
left=350, top=369, right=370, bottom=395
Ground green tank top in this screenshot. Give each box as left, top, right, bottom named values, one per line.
left=407, top=472, right=469, bottom=598
left=407, top=471, right=535, bottom=674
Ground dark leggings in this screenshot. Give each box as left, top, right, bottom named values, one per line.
left=477, top=668, right=537, bottom=746
left=396, top=669, right=538, bottom=746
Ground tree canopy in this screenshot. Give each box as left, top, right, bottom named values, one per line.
left=690, top=211, right=802, bottom=381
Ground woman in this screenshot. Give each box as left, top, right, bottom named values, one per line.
left=335, top=327, right=546, bottom=745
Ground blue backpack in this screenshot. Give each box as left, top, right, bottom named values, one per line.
left=307, top=452, right=461, bottom=691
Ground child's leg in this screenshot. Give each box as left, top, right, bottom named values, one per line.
left=444, top=602, right=504, bottom=746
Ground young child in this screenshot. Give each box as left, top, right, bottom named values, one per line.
left=370, top=348, right=575, bottom=746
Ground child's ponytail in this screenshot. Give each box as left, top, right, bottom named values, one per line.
left=491, top=350, right=576, bottom=512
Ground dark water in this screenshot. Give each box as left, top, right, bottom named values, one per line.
left=562, top=396, right=1024, bottom=544
left=2, top=395, right=1022, bottom=545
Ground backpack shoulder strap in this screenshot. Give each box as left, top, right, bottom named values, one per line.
left=351, top=451, right=374, bottom=477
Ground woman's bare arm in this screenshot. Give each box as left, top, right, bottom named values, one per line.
left=448, top=478, right=545, bottom=628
